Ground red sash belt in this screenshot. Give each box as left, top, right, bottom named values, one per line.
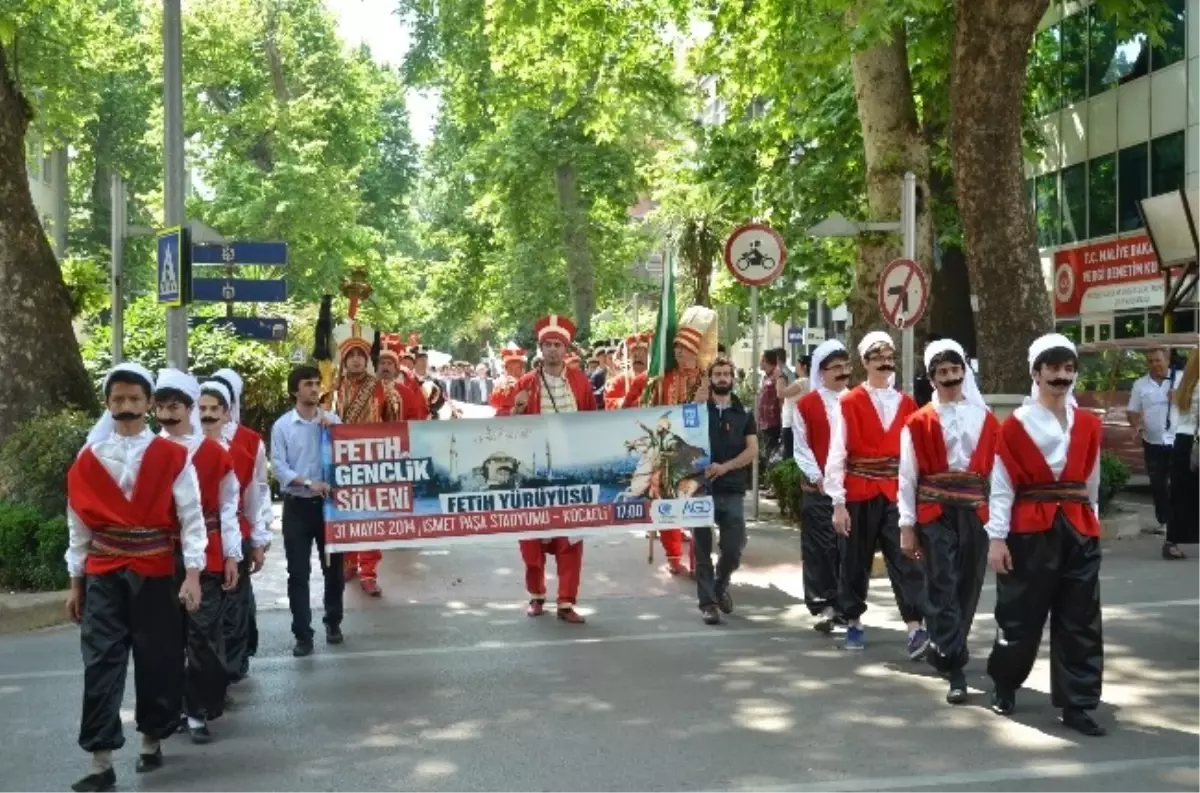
left=846, top=456, right=900, bottom=481
left=1015, top=480, right=1090, bottom=504
left=918, top=471, right=989, bottom=508
left=90, top=527, right=174, bottom=559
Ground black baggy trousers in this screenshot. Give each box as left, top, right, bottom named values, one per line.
left=917, top=505, right=988, bottom=672
left=836, top=495, right=926, bottom=623
left=801, top=489, right=839, bottom=616
left=223, top=537, right=258, bottom=683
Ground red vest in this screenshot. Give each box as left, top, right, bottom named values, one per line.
left=906, top=404, right=999, bottom=524
left=796, top=390, right=832, bottom=474
left=996, top=409, right=1101, bottom=537
left=228, top=424, right=261, bottom=538
left=840, top=386, right=916, bottom=503
left=192, top=438, right=235, bottom=573
left=504, top=368, right=597, bottom=415
left=67, top=437, right=189, bottom=578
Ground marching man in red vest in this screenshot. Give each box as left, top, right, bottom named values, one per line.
left=984, top=333, right=1106, bottom=736
left=153, top=369, right=242, bottom=742
left=827, top=331, right=927, bottom=654
left=897, top=341, right=999, bottom=705
left=502, top=314, right=597, bottom=624
left=792, top=339, right=852, bottom=633
left=209, top=367, right=272, bottom=684
left=65, top=363, right=207, bottom=792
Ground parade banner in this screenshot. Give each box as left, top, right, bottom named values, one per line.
left=321, top=405, right=714, bottom=551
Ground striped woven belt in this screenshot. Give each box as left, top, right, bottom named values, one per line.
left=918, top=471, right=989, bottom=508
left=1015, top=480, right=1090, bottom=504
left=800, top=478, right=821, bottom=493
left=846, top=456, right=900, bottom=481
left=90, top=527, right=173, bottom=558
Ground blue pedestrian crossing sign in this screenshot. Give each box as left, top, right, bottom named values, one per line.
left=157, top=226, right=192, bottom=306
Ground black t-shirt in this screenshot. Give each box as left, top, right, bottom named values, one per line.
left=707, top=396, right=757, bottom=494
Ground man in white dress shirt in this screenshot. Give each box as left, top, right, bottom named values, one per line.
left=898, top=340, right=999, bottom=705
left=1126, top=346, right=1174, bottom=532
left=984, top=333, right=1106, bottom=737
left=64, top=363, right=207, bottom=791
left=792, top=339, right=851, bottom=633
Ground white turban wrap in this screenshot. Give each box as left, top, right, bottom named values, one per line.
left=809, top=339, right=848, bottom=393
left=857, top=330, right=894, bottom=361
left=924, top=338, right=987, bottom=410
left=200, top=380, right=232, bottom=410
left=1026, top=333, right=1078, bottom=406
left=86, top=362, right=156, bottom=448
left=156, top=367, right=202, bottom=440
left=212, top=367, right=244, bottom=423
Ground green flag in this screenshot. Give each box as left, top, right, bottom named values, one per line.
left=643, top=248, right=677, bottom=405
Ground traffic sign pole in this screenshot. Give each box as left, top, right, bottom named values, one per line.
left=163, top=0, right=188, bottom=370
left=901, top=172, right=916, bottom=395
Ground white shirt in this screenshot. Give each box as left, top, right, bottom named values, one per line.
left=218, top=422, right=273, bottom=549
left=1127, top=373, right=1175, bottom=446
left=984, top=403, right=1100, bottom=540
left=824, top=383, right=905, bottom=505
left=792, top=386, right=843, bottom=484
left=541, top=371, right=577, bottom=413
left=160, top=431, right=244, bottom=562
left=1168, top=374, right=1198, bottom=437
left=66, top=428, right=208, bottom=577
left=898, top=400, right=989, bottom=527
left=779, top=370, right=798, bottom=429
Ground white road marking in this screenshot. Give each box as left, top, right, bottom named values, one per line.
left=745, top=754, right=1199, bottom=792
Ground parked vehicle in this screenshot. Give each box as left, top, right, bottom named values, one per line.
left=1074, top=334, right=1197, bottom=476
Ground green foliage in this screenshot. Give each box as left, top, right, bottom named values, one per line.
left=766, top=458, right=803, bottom=523
left=0, top=409, right=93, bottom=520
left=1098, top=451, right=1130, bottom=516
left=59, top=255, right=110, bottom=318
left=0, top=501, right=68, bottom=592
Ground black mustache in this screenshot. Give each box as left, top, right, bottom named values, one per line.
left=875, top=364, right=895, bottom=372
left=200, top=417, right=219, bottom=424
left=113, top=412, right=142, bottom=421
left=157, top=417, right=181, bottom=426
left=835, top=373, right=850, bottom=382
left=1046, top=378, right=1074, bottom=388
left=937, top=378, right=964, bottom=388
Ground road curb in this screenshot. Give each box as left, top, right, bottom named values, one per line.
left=0, top=590, right=69, bottom=635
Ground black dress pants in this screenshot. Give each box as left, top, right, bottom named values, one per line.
left=283, top=496, right=344, bottom=641
left=836, top=495, right=925, bottom=623
left=79, top=570, right=183, bottom=752
left=223, top=537, right=258, bottom=683
left=1142, top=441, right=1172, bottom=527
left=801, top=489, right=839, bottom=616
left=917, top=506, right=988, bottom=672
left=184, top=572, right=229, bottom=720
left=986, top=514, right=1103, bottom=710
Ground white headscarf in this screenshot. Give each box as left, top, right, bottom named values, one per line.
left=212, top=367, right=244, bottom=423
left=924, top=338, right=987, bottom=410
left=200, top=380, right=232, bottom=410
left=156, top=368, right=202, bottom=442
left=857, top=330, right=894, bottom=361
left=86, top=362, right=156, bottom=448
left=809, top=339, right=848, bottom=393
left=1026, top=333, right=1078, bottom=407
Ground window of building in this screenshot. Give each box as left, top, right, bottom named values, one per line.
left=1030, top=24, right=1062, bottom=115
left=1152, top=0, right=1187, bottom=70
left=1035, top=172, right=1060, bottom=247
left=25, top=137, right=41, bottom=181
left=1117, top=142, right=1149, bottom=231
left=1083, top=323, right=1096, bottom=343
left=41, top=152, right=52, bottom=185
left=1150, top=131, right=1185, bottom=196
left=1098, top=322, right=1112, bottom=341
left=1088, top=154, right=1117, bottom=238
left=1061, top=162, right=1088, bottom=243
left=1088, top=5, right=1148, bottom=95
left=1115, top=309, right=1147, bottom=338
left=1061, top=10, right=1089, bottom=103
left=1171, top=308, right=1197, bottom=334
left=1056, top=319, right=1082, bottom=343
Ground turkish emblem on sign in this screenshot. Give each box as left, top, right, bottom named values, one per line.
left=877, top=258, right=929, bottom=330
left=723, top=223, right=787, bottom=286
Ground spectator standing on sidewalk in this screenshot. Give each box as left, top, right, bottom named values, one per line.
left=696, top=358, right=759, bottom=625
left=1126, top=346, right=1175, bottom=534
left=779, top=351, right=809, bottom=461
left=757, top=349, right=784, bottom=468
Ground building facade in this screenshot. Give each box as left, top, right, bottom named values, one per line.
left=1027, top=0, right=1197, bottom=344
left=25, top=131, right=68, bottom=258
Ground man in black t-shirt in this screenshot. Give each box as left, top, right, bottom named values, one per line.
left=697, top=358, right=759, bottom=625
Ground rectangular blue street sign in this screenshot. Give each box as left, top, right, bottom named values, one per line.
left=192, top=278, right=288, bottom=303
left=191, top=241, right=288, bottom=267
left=786, top=327, right=804, bottom=344
left=191, top=316, right=289, bottom=341
left=157, top=226, right=191, bottom=306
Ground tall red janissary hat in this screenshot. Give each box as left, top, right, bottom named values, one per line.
left=500, top=342, right=527, bottom=363
left=534, top=314, right=576, bottom=346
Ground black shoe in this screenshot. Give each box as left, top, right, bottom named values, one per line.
left=293, top=639, right=314, bottom=658
left=717, top=590, right=734, bottom=615
left=188, top=722, right=212, bottom=744
left=135, top=747, right=163, bottom=773
left=71, top=769, right=116, bottom=792
left=701, top=606, right=721, bottom=625
left=1061, top=707, right=1107, bottom=736
left=326, top=626, right=344, bottom=645
left=946, top=670, right=968, bottom=705
left=990, top=686, right=1016, bottom=716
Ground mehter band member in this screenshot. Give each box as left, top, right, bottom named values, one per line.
left=502, top=314, right=597, bottom=624
left=792, top=339, right=851, bottom=633
left=827, top=331, right=927, bottom=655
left=489, top=342, right=528, bottom=414
left=154, top=369, right=242, bottom=741
left=985, top=333, right=1106, bottom=737
left=209, top=367, right=271, bottom=685
left=65, top=363, right=206, bottom=792
left=898, top=340, right=998, bottom=705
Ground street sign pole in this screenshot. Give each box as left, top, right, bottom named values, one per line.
left=901, top=171, right=917, bottom=395
left=110, top=174, right=126, bottom=365
left=163, top=0, right=188, bottom=370
left=749, top=284, right=760, bottom=520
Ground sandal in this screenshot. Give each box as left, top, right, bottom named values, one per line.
left=1162, top=542, right=1186, bottom=560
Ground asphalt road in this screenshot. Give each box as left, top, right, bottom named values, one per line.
left=0, top=520, right=1196, bottom=792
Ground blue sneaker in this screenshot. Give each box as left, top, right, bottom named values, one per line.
left=845, top=625, right=865, bottom=651
left=907, top=628, right=931, bottom=660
